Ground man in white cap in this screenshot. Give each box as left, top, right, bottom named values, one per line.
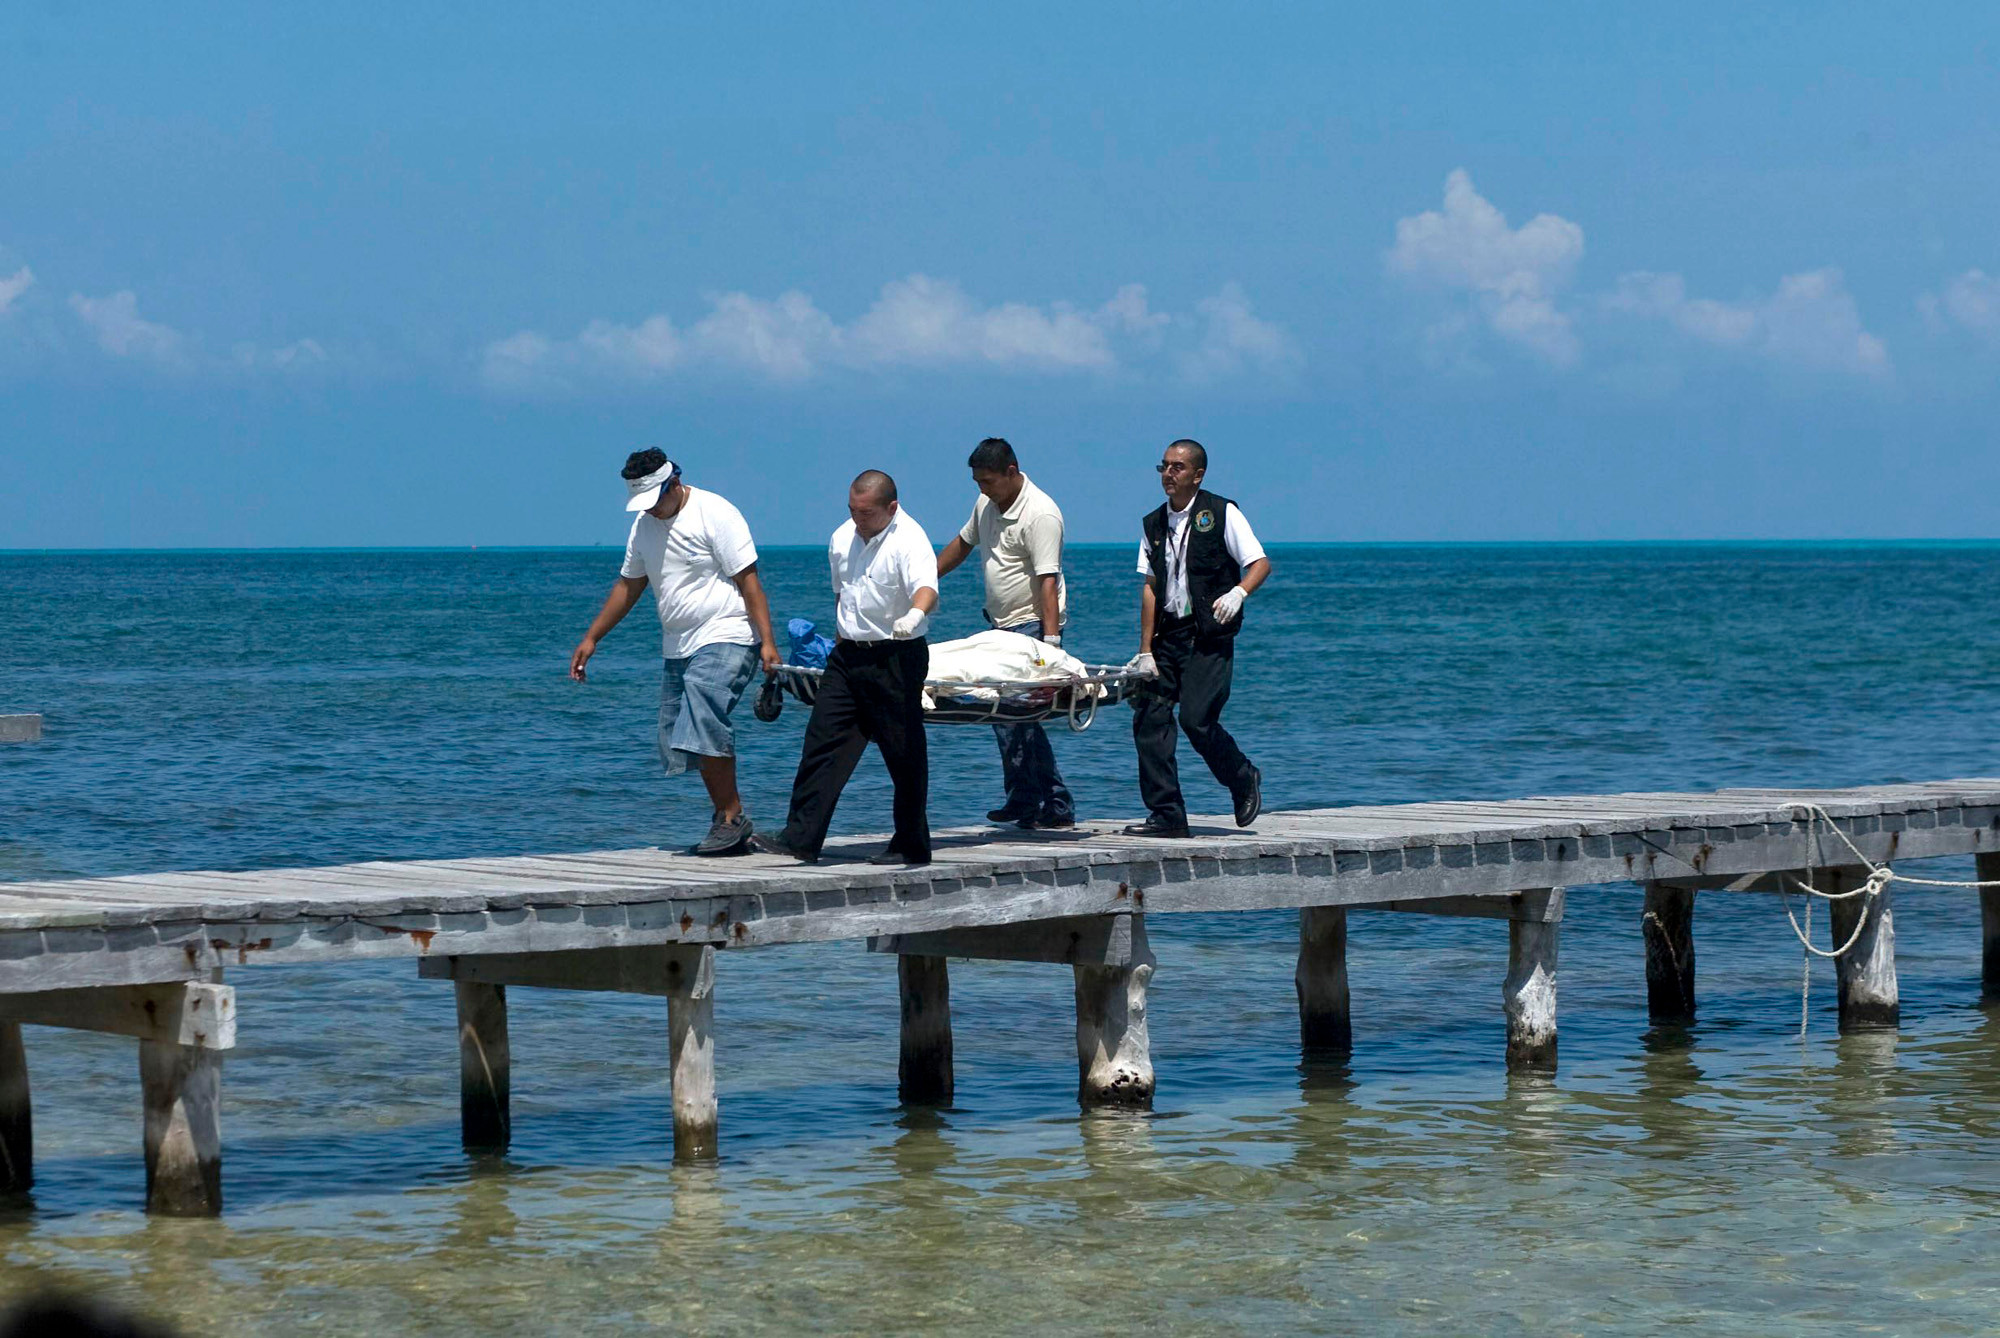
left=570, top=448, right=782, bottom=855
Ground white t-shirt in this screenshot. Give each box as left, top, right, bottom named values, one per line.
left=958, top=474, right=1067, bottom=629
left=830, top=509, right=940, bottom=642
left=1136, top=498, right=1266, bottom=617
left=620, top=486, right=760, bottom=658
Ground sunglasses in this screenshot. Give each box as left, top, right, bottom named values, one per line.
left=1155, top=462, right=1196, bottom=475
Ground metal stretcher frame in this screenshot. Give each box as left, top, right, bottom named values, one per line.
left=771, top=663, right=1153, bottom=732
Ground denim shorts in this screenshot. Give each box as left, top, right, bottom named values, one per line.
left=658, top=641, right=761, bottom=775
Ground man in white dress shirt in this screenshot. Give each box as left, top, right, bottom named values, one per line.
left=754, top=470, right=940, bottom=866
left=1126, top=438, right=1272, bottom=838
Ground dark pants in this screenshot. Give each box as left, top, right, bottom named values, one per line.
left=1133, top=618, right=1253, bottom=824
left=992, top=620, right=1075, bottom=821
left=777, top=638, right=931, bottom=859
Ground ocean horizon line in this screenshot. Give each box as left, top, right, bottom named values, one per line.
left=4, top=537, right=2000, bottom=557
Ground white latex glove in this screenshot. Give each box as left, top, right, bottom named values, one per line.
left=1128, top=651, right=1158, bottom=676
left=1211, top=585, right=1248, bottom=625
left=891, top=608, right=929, bottom=640
left=1043, top=631, right=1063, bottom=649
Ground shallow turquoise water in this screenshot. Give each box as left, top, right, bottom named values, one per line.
left=2, top=544, right=1999, bottom=1335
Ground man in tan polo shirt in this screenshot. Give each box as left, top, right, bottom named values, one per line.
left=936, top=437, right=1076, bottom=829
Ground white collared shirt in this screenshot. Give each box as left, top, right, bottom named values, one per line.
left=1136, top=498, right=1266, bottom=616
left=830, top=509, right=940, bottom=641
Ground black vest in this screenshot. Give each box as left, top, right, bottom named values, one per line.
left=1143, top=489, right=1243, bottom=639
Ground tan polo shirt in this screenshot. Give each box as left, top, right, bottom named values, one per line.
left=958, top=473, right=1068, bottom=629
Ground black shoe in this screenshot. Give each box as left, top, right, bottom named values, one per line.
left=750, top=832, right=819, bottom=863
left=867, top=846, right=931, bottom=867
left=1121, top=814, right=1192, bottom=839
left=1233, top=766, right=1263, bottom=828
left=987, top=803, right=1037, bottom=825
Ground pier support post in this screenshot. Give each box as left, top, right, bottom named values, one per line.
left=0, top=1023, right=28, bottom=1193
left=1503, top=891, right=1562, bottom=1070
left=1074, top=918, right=1155, bottom=1109
left=1640, top=883, right=1697, bottom=1024
left=140, top=1040, right=222, bottom=1216
left=897, top=955, right=953, bottom=1106
left=666, top=945, right=717, bottom=1161
left=455, top=981, right=510, bottom=1152
left=1978, top=853, right=2000, bottom=999
left=1296, top=907, right=1352, bottom=1052
left=1825, top=867, right=1898, bottom=1031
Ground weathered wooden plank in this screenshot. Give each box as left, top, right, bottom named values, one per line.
left=666, top=946, right=716, bottom=1161
left=897, top=956, right=952, bottom=1105
left=1355, top=890, right=1564, bottom=922
left=0, top=1023, right=28, bottom=1192
left=1504, top=892, right=1561, bottom=1069
left=1296, top=907, right=1350, bottom=1052
left=1825, top=868, right=1898, bottom=1031
left=1640, top=884, right=1697, bottom=1023
left=141, top=1039, right=222, bottom=1216
left=419, top=947, right=683, bottom=995
left=868, top=914, right=1143, bottom=965
left=1074, top=915, right=1155, bottom=1109
left=0, top=983, right=234, bottom=1049
left=455, top=981, right=509, bottom=1152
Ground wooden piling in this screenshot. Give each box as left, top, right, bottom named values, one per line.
left=455, top=981, right=510, bottom=1151
left=1295, top=907, right=1352, bottom=1052
left=1640, top=883, right=1697, bottom=1023
left=1978, top=853, right=2000, bottom=1000
left=665, top=945, right=717, bottom=1160
left=1073, top=921, right=1155, bottom=1109
left=897, top=955, right=953, bottom=1106
left=1503, top=911, right=1559, bottom=1070
left=0, top=1023, right=28, bottom=1194
left=1825, top=867, right=1898, bottom=1031
left=140, top=1039, right=222, bottom=1216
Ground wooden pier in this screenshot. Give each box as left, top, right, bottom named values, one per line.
left=1, top=778, right=1997, bottom=1215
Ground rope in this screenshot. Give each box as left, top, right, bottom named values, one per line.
left=1775, top=802, right=2000, bottom=1036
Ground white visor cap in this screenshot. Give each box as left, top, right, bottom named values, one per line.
left=624, top=458, right=681, bottom=512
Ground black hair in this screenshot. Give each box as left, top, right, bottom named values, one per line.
left=852, top=469, right=898, bottom=504
left=1167, top=438, right=1208, bottom=471
left=967, top=437, right=1018, bottom=471
left=621, top=448, right=671, bottom=481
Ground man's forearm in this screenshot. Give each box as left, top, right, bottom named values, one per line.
left=586, top=580, right=645, bottom=642
left=937, top=537, right=972, bottom=577
left=911, top=587, right=939, bottom=615
left=1238, top=558, right=1271, bottom=597
left=1138, top=582, right=1157, bottom=653
left=1035, top=574, right=1061, bottom=638
left=735, top=567, right=778, bottom=648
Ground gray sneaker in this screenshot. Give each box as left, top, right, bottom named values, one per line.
left=691, top=812, right=753, bottom=857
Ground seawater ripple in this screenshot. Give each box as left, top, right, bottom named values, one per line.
left=2, top=544, right=2000, bottom=1335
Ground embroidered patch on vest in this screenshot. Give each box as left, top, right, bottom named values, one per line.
left=1194, top=508, right=1216, bottom=533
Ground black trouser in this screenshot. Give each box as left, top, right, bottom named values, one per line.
left=1133, top=618, right=1253, bottom=824
left=990, top=620, right=1075, bottom=821
left=777, top=637, right=931, bottom=859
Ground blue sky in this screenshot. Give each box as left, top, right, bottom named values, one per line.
left=3, top=2, right=1998, bottom=548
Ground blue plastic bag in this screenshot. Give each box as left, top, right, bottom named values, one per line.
left=786, top=616, right=835, bottom=669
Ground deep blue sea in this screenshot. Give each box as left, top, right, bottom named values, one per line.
left=3, top=543, right=2000, bottom=1335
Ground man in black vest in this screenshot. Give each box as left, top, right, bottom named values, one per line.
left=1125, top=438, right=1272, bottom=838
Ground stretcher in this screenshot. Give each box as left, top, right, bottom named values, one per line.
left=768, top=661, right=1153, bottom=731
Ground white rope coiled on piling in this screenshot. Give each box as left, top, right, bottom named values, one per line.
left=1778, top=802, right=2000, bottom=1036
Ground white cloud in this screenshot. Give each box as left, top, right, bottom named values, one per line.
left=482, top=275, right=1289, bottom=391
left=1607, top=268, right=1890, bottom=378
left=1919, top=269, right=2000, bottom=340
left=68, top=290, right=187, bottom=364
left=0, top=267, right=33, bottom=316
left=1386, top=169, right=1585, bottom=368
left=1178, top=283, right=1302, bottom=383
